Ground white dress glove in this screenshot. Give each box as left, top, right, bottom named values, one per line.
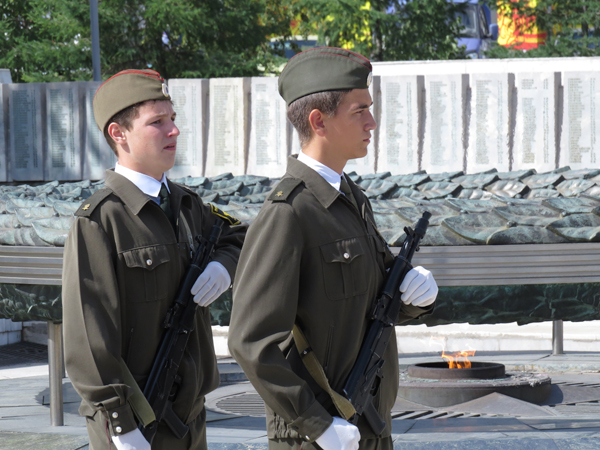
left=399, top=266, right=438, bottom=307
left=315, top=417, right=361, bottom=450
left=191, top=261, right=231, bottom=307
left=111, top=428, right=151, bottom=450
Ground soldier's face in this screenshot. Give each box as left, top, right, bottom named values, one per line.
left=118, top=100, right=180, bottom=180
left=325, top=89, right=377, bottom=163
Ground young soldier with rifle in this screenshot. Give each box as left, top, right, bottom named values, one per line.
left=63, top=69, right=246, bottom=450
left=228, top=48, right=438, bottom=450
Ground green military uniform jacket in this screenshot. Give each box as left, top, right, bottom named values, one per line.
left=63, top=170, right=246, bottom=439
left=228, top=156, right=431, bottom=443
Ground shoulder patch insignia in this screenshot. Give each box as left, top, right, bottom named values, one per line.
left=268, top=178, right=302, bottom=202
left=75, top=188, right=113, bottom=217
left=209, top=203, right=241, bottom=226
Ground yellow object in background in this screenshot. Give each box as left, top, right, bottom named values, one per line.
left=497, top=0, right=546, bottom=49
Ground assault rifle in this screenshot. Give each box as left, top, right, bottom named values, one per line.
left=343, top=212, right=431, bottom=435
left=139, top=220, right=224, bottom=443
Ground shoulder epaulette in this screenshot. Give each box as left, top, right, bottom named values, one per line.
left=174, top=183, right=199, bottom=197
left=75, top=188, right=113, bottom=217
left=268, top=178, right=303, bottom=202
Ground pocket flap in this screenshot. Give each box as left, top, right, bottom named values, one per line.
left=320, top=238, right=362, bottom=264
left=122, top=245, right=171, bottom=271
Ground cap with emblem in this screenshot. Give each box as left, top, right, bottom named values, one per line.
left=278, top=47, right=373, bottom=106
left=93, top=69, right=171, bottom=132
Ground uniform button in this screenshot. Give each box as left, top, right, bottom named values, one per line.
left=146, top=259, right=152, bottom=266
left=343, top=252, right=350, bottom=259
left=112, top=412, right=119, bottom=419
left=115, top=426, right=122, bottom=433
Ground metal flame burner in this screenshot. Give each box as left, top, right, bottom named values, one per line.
left=408, top=361, right=505, bottom=380
left=398, top=362, right=552, bottom=408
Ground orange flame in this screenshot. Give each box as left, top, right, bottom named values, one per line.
left=441, top=350, right=476, bottom=369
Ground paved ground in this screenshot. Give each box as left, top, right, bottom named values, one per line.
left=0, top=344, right=599, bottom=449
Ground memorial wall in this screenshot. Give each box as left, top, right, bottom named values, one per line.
left=2, top=57, right=600, bottom=182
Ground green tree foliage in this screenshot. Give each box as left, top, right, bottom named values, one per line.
left=0, top=0, right=292, bottom=82
left=486, top=0, right=600, bottom=58
left=285, top=0, right=468, bottom=61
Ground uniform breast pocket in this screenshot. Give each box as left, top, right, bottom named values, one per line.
left=320, top=238, right=368, bottom=301
left=122, top=245, right=171, bottom=302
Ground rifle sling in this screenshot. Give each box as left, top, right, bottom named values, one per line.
left=119, top=359, right=156, bottom=427
left=292, top=324, right=356, bottom=421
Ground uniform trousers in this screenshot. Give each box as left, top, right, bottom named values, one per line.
left=268, top=436, right=393, bottom=450
left=86, top=407, right=207, bottom=450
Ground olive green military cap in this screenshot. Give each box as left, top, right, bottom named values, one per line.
left=93, top=69, right=171, bottom=131
left=278, top=47, right=373, bottom=106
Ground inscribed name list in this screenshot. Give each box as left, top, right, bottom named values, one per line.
left=206, top=78, right=249, bottom=176
left=467, top=73, right=509, bottom=173
left=377, top=76, right=419, bottom=174
left=9, top=83, right=43, bottom=181
left=422, top=74, right=464, bottom=172
left=560, top=72, right=600, bottom=169
left=247, top=77, right=288, bottom=176
left=83, top=81, right=115, bottom=180
left=167, top=79, right=207, bottom=178
left=513, top=73, right=555, bottom=172
left=45, top=82, right=82, bottom=181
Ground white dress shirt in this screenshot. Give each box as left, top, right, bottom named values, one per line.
left=114, top=162, right=170, bottom=198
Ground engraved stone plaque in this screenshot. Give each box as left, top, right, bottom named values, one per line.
left=560, top=72, right=600, bottom=169
left=9, top=83, right=44, bottom=181
left=422, top=74, right=466, bottom=173
left=467, top=73, right=510, bottom=173
left=206, top=78, right=249, bottom=176
left=167, top=78, right=208, bottom=178
left=291, top=126, right=301, bottom=156
left=247, top=77, right=288, bottom=176
left=0, top=85, right=7, bottom=181
left=45, top=82, right=82, bottom=181
left=513, top=73, right=556, bottom=172
left=0, top=69, right=11, bottom=84
left=377, top=75, right=420, bottom=174
left=82, top=82, right=115, bottom=180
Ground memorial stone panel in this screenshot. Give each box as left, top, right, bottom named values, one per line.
left=422, top=74, right=466, bottom=173
left=83, top=82, right=115, bottom=180
left=45, top=82, right=82, bottom=181
left=206, top=78, right=249, bottom=176
left=291, top=126, right=301, bottom=156
left=167, top=79, right=208, bottom=178
left=377, top=75, right=420, bottom=174
left=0, top=85, right=6, bottom=178
left=247, top=77, right=288, bottom=176
left=467, top=73, right=510, bottom=173
left=9, top=83, right=44, bottom=181
left=560, top=72, right=600, bottom=169
left=513, top=73, right=556, bottom=173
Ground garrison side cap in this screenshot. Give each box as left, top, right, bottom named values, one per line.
left=93, top=69, right=171, bottom=132
left=278, top=47, right=373, bottom=106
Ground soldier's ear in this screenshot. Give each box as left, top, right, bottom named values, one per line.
left=308, top=109, right=326, bottom=137
left=108, top=122, right=127, bottom=144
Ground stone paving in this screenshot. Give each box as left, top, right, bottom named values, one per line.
left=0, top=348, right=599, bottom=449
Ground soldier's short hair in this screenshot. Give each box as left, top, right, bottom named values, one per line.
left=287, top=89, right=351, bottom=148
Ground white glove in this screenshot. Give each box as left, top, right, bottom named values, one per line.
left=399, top=266, right=438, bottom=307
left=191, top=261, right=231, bottom=307
left=315, top=417, right=360, bottom=450
left=111, top=428, right=151, bottom=450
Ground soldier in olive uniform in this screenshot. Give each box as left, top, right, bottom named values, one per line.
left=63, top=69, right=246, bottom=450
left=228, top=48, right=438, bottom=450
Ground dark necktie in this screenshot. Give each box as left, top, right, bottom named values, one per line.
left=340, top=177, right=359, bottom=210
left=159, top=183, right=174, bottom=224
